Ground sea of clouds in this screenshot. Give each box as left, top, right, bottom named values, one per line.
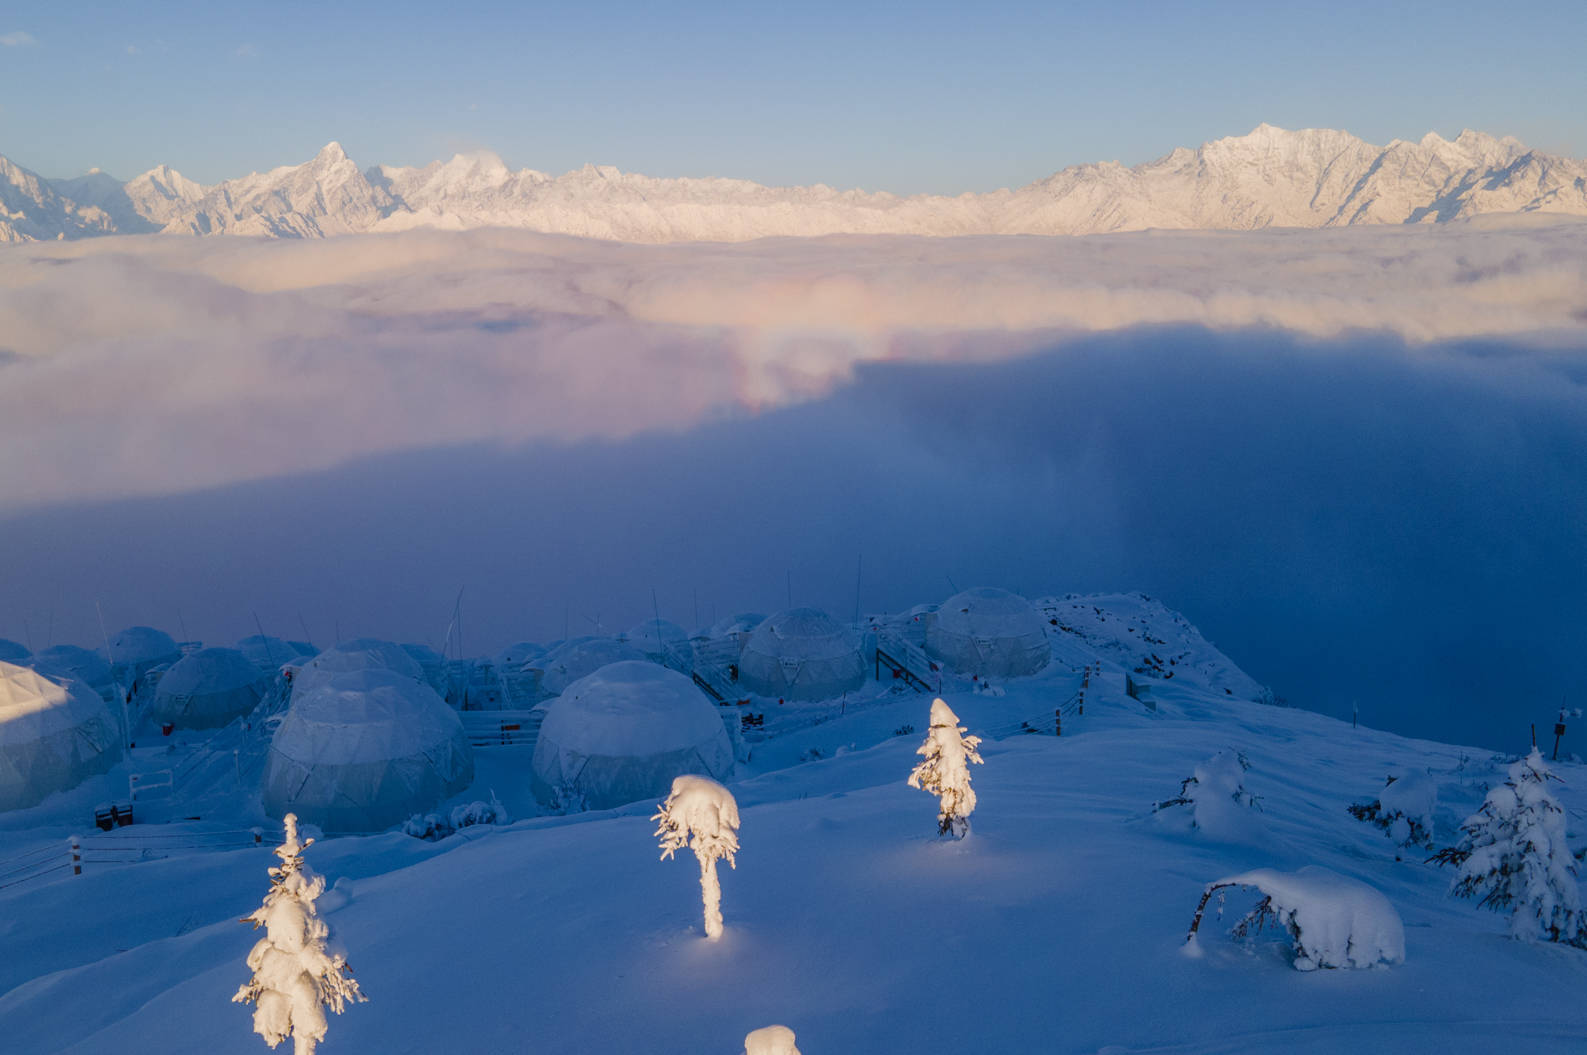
left=1, top=218, right=1584, bottom=751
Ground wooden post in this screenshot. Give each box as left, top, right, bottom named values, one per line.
left=252, top=827, right=263, bottom=846
left=70, top=837, right=81, bottom=876
left=1055, top=709, right=1062, bottom=737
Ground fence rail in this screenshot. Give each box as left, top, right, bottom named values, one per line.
left=0, top=825, right=284, bottom=893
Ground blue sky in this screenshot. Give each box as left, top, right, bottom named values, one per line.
left=2, top=1, right=1585, bottom=192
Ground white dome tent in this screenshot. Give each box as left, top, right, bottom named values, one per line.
left=0, top=639, right=31, bottom=664
left=925, top=587, right=1051, bottom=678
left=495, top=641, right=545, bottom=671
left=737, top=607, right=867, bottom=701
left=293, top=638, right=426, bottom=696
left=235, top=635, right=314, bottom=673
left=0, top=661, right=123, bottom=812
left=531, top=661, right=734, bottom=811
left=147, top=648, right=271, bottom=730
left=707, top=613, right=765, bottom=641
left=108, top=626, right=181, bottom=682
left=33, top=645, right=116, bottom=700
left=538, top=637, right=648, bottom=697
left=624, top=619, right=692, bottom=669
left=262, top=669, right=475, bottom=833
left=400, top=643, right=451, bottom=696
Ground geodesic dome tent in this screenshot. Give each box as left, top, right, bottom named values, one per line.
left=147, top=648, right=271, bottom=730
left=235, top=635, right=314, bottom=673
left=109, top=626, right=181, bottom=682
left=33, top=645, right=116, bottom=700
left=531, top=661, right=733, bottom=811
left=400, top=643, right=451, bottom=697
left=538, top=637, right=648, bottom=697
left=262, top=668, right=475, bottom=833
left=624, top=619, right=692, bottom=668
left=707, top=613, right=765, bottom=641
left=495, top=641, right=545, bottom=671
left=0, top=661, right=123, bottom=812
left=925, top=587, right=1051, bottom=678
left=737, top=607, right=867, bottom=701
left=0, top=639, right=31, bottom=664
left=293, top=638, right=426, bottom=697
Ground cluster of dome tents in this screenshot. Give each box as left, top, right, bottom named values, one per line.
left=0, top=587, right=1056, bottom=831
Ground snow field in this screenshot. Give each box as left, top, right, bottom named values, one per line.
left=2, top=669, right=1584, bottom=1053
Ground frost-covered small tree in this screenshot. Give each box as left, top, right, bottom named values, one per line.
left=1432, top=748, right=1584, bottom=945
left=234, top=814, right=366, bottom=1053
left=1154, top=748, right=1260, bottom=838
left=654, top=774, right=740, bottom=940
left=743, top=1024, right=801, bottom=1055
left=1348, top=770, right=1437, bottom=848
left=907, top=698, right=984, bottom=838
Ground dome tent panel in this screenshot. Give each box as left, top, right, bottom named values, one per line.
left=108, top=626, right=180, bottom=681
left=147, top=647, right=271, bottom=730
left=623, top=619, right=692, bottom=669
left=495, top=641, right=545, bottom=671
left=0, top=661, right=123, bottom=812
left=925, top=587, right=1051, bottom=678
left=263, top=668, right=474, bottom=833
left=293, top=638, right=426, bottom=697
left=737, top=607, right=866, bottom=702
left=531, top=661, right=733, bottom=811
left=235, top=635, right=314, bottom=673
left=538, top=637, right=648, bottom=697
left=400, top=643, right=452, bottom=697
left=33, top=645, right=116, bottom=700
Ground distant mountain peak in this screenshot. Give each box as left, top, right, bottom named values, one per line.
left=1, top=126, right=1584, bottom=245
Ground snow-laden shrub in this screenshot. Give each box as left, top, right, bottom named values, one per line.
left=1184, top=866, right=1405, bottom=970
left=744, top=1024, right=801, bottom=1055
left=654, top=774, right=740, bottom=940
left=1348, top=770, right=1437, bottom=847
left=402, top=791, right=510, bottom=841
left=1431, top=748, right=1583, bottom=945
left=234, top=813, right=365, bottom=1053
left=1154, top=749, right=1260, bottom=837
left=907, top=698, right=984, bottom=839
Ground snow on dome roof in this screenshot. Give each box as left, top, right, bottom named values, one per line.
left=708, top=613, right=765, bottom=638
left=1, top=660, right=122, bottom=811
left=297, top=637, right=425, bottom=693
left=33, top=645, right=114, bottom=693
left=148, top=648, right=270, bottom=729
left=625, top=618, right=690, bottom=657
left=926, top=587, right=1050, bottom=678
left=532, top=660, right=733, bottom=811
left=495, top=641, right=545, bottom=669
left=0, top=639, right=31, bottom=664
left=235, top=635, right=313, bottom=671
left=263, top=668, right=474, bottom=832
left=538, top=636, right=648, bottom=696
left=540, top=661, right=726, bottom=759
left=109, top=626, right=180, bottom=668
left=738, top=607, right=866, bottom=701
left=400, top=643, right=451, bottom=695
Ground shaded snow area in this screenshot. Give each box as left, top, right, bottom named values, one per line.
left=2, top=599, right=1586, bottom=1053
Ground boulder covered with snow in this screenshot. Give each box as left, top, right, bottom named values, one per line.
left=0, top=660, right=123, bottom=812
left=537, top=636, right=648, bottom=697
left=1187, top=865, right=1405, bottom=970
left=147, top=647, right=271, bottom=730
left=263, top=668, right=475, bottom=833
left=532, top=660, right=733, bottom=810
left=737, top=607, right=866, bottom=702
left=926, top=587, right=1050, bottom=678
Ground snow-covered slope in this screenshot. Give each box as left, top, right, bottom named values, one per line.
left=7, top=124, right=1587, bottom=245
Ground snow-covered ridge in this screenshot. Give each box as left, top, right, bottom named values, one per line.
left=3, top=125, right=1586, bottom=245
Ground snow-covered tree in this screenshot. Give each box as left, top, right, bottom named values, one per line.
left=1153, top=748, right=1260, bottom=837
left=743, top=1024, right=801, bottom=1054
left=907, top=698, right=984, bottom=839
left=234, top=814, right=365, bottom=1053
left=654, top=774, right=740, bottom=940
left=1432, top=748, right=1584, bottom=945
left=1348, top=770, right=1437, bottom=848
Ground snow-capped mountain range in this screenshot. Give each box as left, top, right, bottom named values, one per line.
left=4, top=124, right=1585, bottom=244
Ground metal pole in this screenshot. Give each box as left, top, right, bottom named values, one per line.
left=70, top=837, right=81, bottom=876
